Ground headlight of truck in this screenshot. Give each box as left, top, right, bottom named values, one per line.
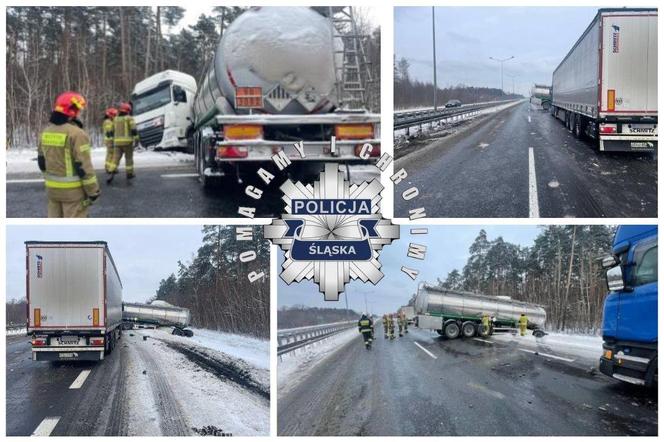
left=603, top=349, right=613, bottom=360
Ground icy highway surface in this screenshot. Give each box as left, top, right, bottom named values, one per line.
left=5, top=148, right=378, bottom=218
left=6, top=328, right=269, bottom=436
left=278, top=326, right=657, bottom=436
left=394, top=101, right=657, bottom=218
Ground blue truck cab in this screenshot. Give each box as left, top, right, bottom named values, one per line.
left=600, top=225, right=657, bottom=387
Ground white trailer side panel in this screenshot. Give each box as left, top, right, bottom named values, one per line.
left=600, top=12, right=658, bottom=114
left=28, top=245, right=105, bottom=330
left=552, top=18, right=600, bottom=116
left=105, top=252, right=123, bottom=330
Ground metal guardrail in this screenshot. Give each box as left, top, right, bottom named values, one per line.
left=277, top=321, right=356, bottom=356
left=394, top=100, right=518, bottom=132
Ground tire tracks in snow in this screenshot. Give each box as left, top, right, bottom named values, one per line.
left=134, top=342, right=190, bottom=436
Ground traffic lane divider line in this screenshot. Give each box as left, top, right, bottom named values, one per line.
left=31, top=417, right=61, bottom=436
left=414, top=341, right=438, bottom=359
left=519, top=348, right=574, bottom=363
left=160, top=173, right=199, bottom=178
left=528, top=147, right=540, bottom=218
left=69, top=369, right=91, bottom=389
left=473, top=338, right=494, bottom=344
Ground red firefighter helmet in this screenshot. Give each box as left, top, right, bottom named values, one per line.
left=105, top=107, right=118, bottom=119
left=53, top=92, right=87, bottom=118
left=118, top=102, right=132, bottom=114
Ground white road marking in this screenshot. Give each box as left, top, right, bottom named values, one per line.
left=528, top=147, right=540, bottom=218
left=7, top=178, right=44, bottom=184
left=414, top=341, right=438, bottom=359
left=528, top=115, right=532, bottom=123
left=69, top=369, right=91, bottom=389
left=467, top=382, right=505, bottom=399
left=519, top=348, right=575, bottom=363
left=473, top=338, right=493, bottom=344
left=478, top=143, right=490, bottom=149
left=31, top=417, right=60, bottom=436
left=161, top=173, right=199, bottom=178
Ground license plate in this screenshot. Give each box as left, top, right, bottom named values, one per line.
left=625, top=124, right=657, bottom=135
left=631, top=141, right=656, bottom=149
left=58, top=336, right=80, bottom=345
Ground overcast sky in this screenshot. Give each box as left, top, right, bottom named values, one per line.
left=6, top=225, right=207, bottom=303
left=278, top=225, right=542, bottom=316
left=395, top=7, right=598, bottom=96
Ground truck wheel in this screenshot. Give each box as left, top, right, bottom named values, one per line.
left=574, top=114, right=585, bottom=139
left=444, top=321, right=460, bottom=339
left=461, top=321, right=476, bottom=338
left=478, top=324, right=490, bottom=337
left=533, top=329, right=545, bottom=338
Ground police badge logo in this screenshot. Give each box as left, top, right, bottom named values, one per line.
left=265, top=163, right=399, bottom=300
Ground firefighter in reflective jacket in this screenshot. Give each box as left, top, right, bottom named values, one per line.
left=481, top=314, right=491, bottom=335
left=519, top=313, right=528, bottom=336
left=38, top=92, right=100, bottom=218
left=358, top=314, right=374, bottom=348
left=398, top=313, right=405, bottom=337
left=107, top=102, right=138, bottom=182
left=382, top=314, right=389, bottom=338
left=387, top=314, right=396, bottom=340
left=102, top=107, right=118, bottom=173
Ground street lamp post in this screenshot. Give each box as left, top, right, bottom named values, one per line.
left=489, top=56, right=514, bottom=94
left=432, top=7, right=437, bottom=111
left=506, top=73, right=518, bottom=95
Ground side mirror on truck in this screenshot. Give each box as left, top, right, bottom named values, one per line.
left=606, top=265, right=625, bottom=292
left=173, top=86, right=187, bottom=103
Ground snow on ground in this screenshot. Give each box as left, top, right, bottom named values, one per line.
left=5, top=328, right=27, bottom=336
left=127, top=329, right=269, bottom=436
left=150, top=327, right=269, bottom=371
left=6, top=146, right=193, bottom=175
left=278, top=327, right=357, bottom=396
left=490, top=330, right=603, bottom=364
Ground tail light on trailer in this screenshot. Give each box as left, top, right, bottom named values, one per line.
left=235, top=87, right=263, bottom=109
left=34, top=308, right=41, bottom=327
left=607, top=89, right=616, bottom=112
left=224, top=124, right=263, bottom=140
left=92, top=308, right=99, bottom=327
left=335, top=124, right=374, bottom=140
left=31, top=337, right=47, bottom=347
left=355, top=143, right=381, bottom=158
left=599, top=123, right=617, bottom=134
left=217, top=146, right=248, bottom=159
left=89, top=337, right=105, bottom=347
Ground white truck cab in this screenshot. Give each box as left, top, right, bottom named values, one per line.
left=131, top=70, right=197, bottom=149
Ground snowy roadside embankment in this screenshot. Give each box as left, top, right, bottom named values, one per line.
left=127, top=328, right=269, bottom=436
left=6, top=147, right=193, bottom=175
left=278, top=327, right=357, bottom=396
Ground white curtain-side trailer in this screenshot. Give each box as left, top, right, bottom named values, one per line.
left=551, top=8, right=657, bottom=152
left=26, top=241, right=123, bottom=361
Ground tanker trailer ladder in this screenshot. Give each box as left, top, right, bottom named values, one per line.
left=277, top=321, right=356, bottom=359
left=327, top=7, right=374, bottom=110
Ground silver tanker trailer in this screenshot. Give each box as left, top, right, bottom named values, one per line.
left=191, top=6, right=381, bottom=187
left=414, top=284, right=546, bottom=339
left=123, top=301, right=192, bottom=336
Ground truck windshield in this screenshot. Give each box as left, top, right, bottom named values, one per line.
left=133, top=84, right=172, bottom=115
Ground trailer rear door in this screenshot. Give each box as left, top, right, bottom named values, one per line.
left=600, top=12, right=657, bottom=115
left=28, top=245, right=105, bottom=330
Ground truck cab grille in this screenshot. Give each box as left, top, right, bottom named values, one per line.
left=138, top=125, right=164, bottom=147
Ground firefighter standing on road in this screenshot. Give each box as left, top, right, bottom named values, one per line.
left=107, top=102, right=138, bottom=182
left=102, top=107, right=117, bottom=173
left=403, top=311, right=409, bottom=334
left=358, top=314, right=374, bottom=348
left=382, top=314, right=389, bottom=338
left=519, top=313, right=528, bottom=336
left=387, top=314, right=396, bottom=340
left=481, top=314, right=491, bottom=336
left=398, top=312, right=405, bottom=337
left=38, top=92, right=100, bottom=218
